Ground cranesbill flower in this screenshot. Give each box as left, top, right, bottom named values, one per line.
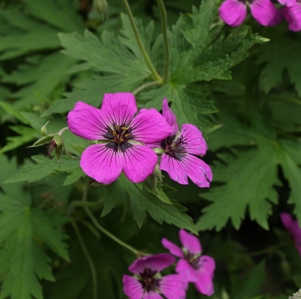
left=283, top=1, right=301, bottom=31
left=219, top=0, right=281, bottom=27
left=67, top=93, right=172, bottom=184
left=280, top=212, right=301, bottom=257
left=277, top=0, right=297, bottom=6
left=162, top=229, right=215, bottom=296
left=158, top=99, right=212, bottom=188
left=123, top=253, right=186, bottom=299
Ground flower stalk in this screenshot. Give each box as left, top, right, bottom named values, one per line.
left=121, top=0, right=163, bottom=84
left=156, top=0, right=170, bottom=83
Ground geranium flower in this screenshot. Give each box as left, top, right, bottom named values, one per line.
left=123, top=253, right=187, bottom=299
left=219, top=0, right=281, bottom=27
left=162, top=229, right=215, bottom=296
left=280, top=212, right=301, bottom=257
left=283, top=1, right=301, bottom=31
left=157, top=98, right=212, bottom=188
left=67, top=93, right=172, bottom=184
left=277, top=0, right=297, bottom=7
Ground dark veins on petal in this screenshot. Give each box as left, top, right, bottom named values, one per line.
left=139, top=268, right=161, bottom=293
left=161, top=135, right=187, bottom=161
left=186, top=252, right=201, bottom=271
left=104, top=123, right=134, bottom=152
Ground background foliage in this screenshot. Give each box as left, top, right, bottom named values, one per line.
left=0, top=0, right=301, bottom=298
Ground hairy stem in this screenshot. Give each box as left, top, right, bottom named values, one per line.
left=156, top=0, right=169, bottom=83
left=121, top=0, right=162, bottom=83
left=72, top=220, right=98, bottom=299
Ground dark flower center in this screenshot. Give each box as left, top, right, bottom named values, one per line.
left=139, top=268, right=160, bottom=293
left=186, top=252, right=201, bottom=270
left=103, top=123, right=134, bottom=152
left=161, top=135, right=187, bottom=161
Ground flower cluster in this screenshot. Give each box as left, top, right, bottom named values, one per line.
left=123, top=230, right=215, bottom=299
left=67, top=93, right=212, bottom=188
left=280, top=212, right=301, bottom=257
left=219, top=0, right=301, bottom=32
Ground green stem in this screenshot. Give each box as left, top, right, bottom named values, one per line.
left=156, top=0, right=169, bottom=83
left=71, top=221, right=98, bottom=299
left=238, top=241, right=289, bottom=257
left=81, top=180, right=144, bottom=256
left=121, top=0, right=162, bottom=83
left=85, top=207, right=142, bottom=256
left=133, top=81, right=159, bottom=95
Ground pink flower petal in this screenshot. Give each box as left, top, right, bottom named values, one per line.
left=180, top=124, right=208, bottom=156
left=123, top=275, right=144, bottom=299
left=67, top=101, right=108, bottom=140
left=122, top=145, right=158, bottom=183
left=283, top=4, right=301, bottom=31
left=193, top=274, right=214, bottom=296
left=277, top=0, right=296, bottom=7
left=129, top=254, right=175, bottom=276
left=161, top=238, right=184, bottom=258
left=179, top=229, right=202, bottom=255
left=219, top=0, right=247, bottom=27
left=100, top=92, right=137, bottom=125
left=131, top=108, right=172, bottom=144
left=159, top=274, right=187, bottom=299
left=176, top=259, right=199, bottom=282
left=181, top=155, right=212, bottom=188
left=144, top=292, right=163, bottom=299
left=197, top=255, right=216, bottom=278
left=80, top=144, right=122, bottom=184
left=280, top=212, right=294, bottom=231
left=250, top=0, right=279, bottom=26
left=162, top=98, right=179, bottom=135
left=160, top=154, right=189, bottom=185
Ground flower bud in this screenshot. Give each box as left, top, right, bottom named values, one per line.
left=40, top=121, right=49, bottom=136
left=93, top=0, right=108, bottom=19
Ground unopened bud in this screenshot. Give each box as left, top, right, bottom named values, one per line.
left=41, top=121, right=49, bottom=136
left=93, top=0, right=108, bottom=19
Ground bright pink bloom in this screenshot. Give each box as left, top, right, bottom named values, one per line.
left=123, top=254, right=187, bottom=299
left=158, top=99, right=212, bottom=188
left=162, top=229, right=215, bottom=296
left=67, top=93, right=172, bottom=184
left=219, top=0, right=282, bottom=26
left=280, top=213, right=301, bottom=257
left=277, top=0, right=297, bottom=7
left=283, top=1, right=301, bottom=31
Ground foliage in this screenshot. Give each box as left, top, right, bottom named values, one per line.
left=0, top=0, right=300, bottom=298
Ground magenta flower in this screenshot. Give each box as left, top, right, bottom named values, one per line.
left=283, top=1, right=301, bottom=31
left=219, top=0, right=281, bottom=27
left=123, top=253, right=187, bottom=299
left=280, top=213, right=301, bottom=257
left=157, top=98, right=212, bottom=188
left=277, top=0, right=297, bottom=6
left=162, top=229, right=215, bottom=296
left=67, top=93, right=172, bottom=184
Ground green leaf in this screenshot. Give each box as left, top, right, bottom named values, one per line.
left=0, top=126, right=37, bottom=154
left=101, top=175, right=197, bottom=233
left=3, top=53, right=75, bottom=108
left=0, top=193, right=53, bottom=299
left=0, top=102, right=30, bottom=124
left=234, top=261, right=266, bottom=299
left=59, top=28, right=150, bottom=79
left=22, top=0, right=84, bottom=32
left=257, top=35, right=301, bottom=96
left=197, top=143, right=280, bottom=231
left=139, top=84, right=217, bottom=134
left=5, top=155, right=80, bottom=184
left=279, top=140, right=301, bottom=223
